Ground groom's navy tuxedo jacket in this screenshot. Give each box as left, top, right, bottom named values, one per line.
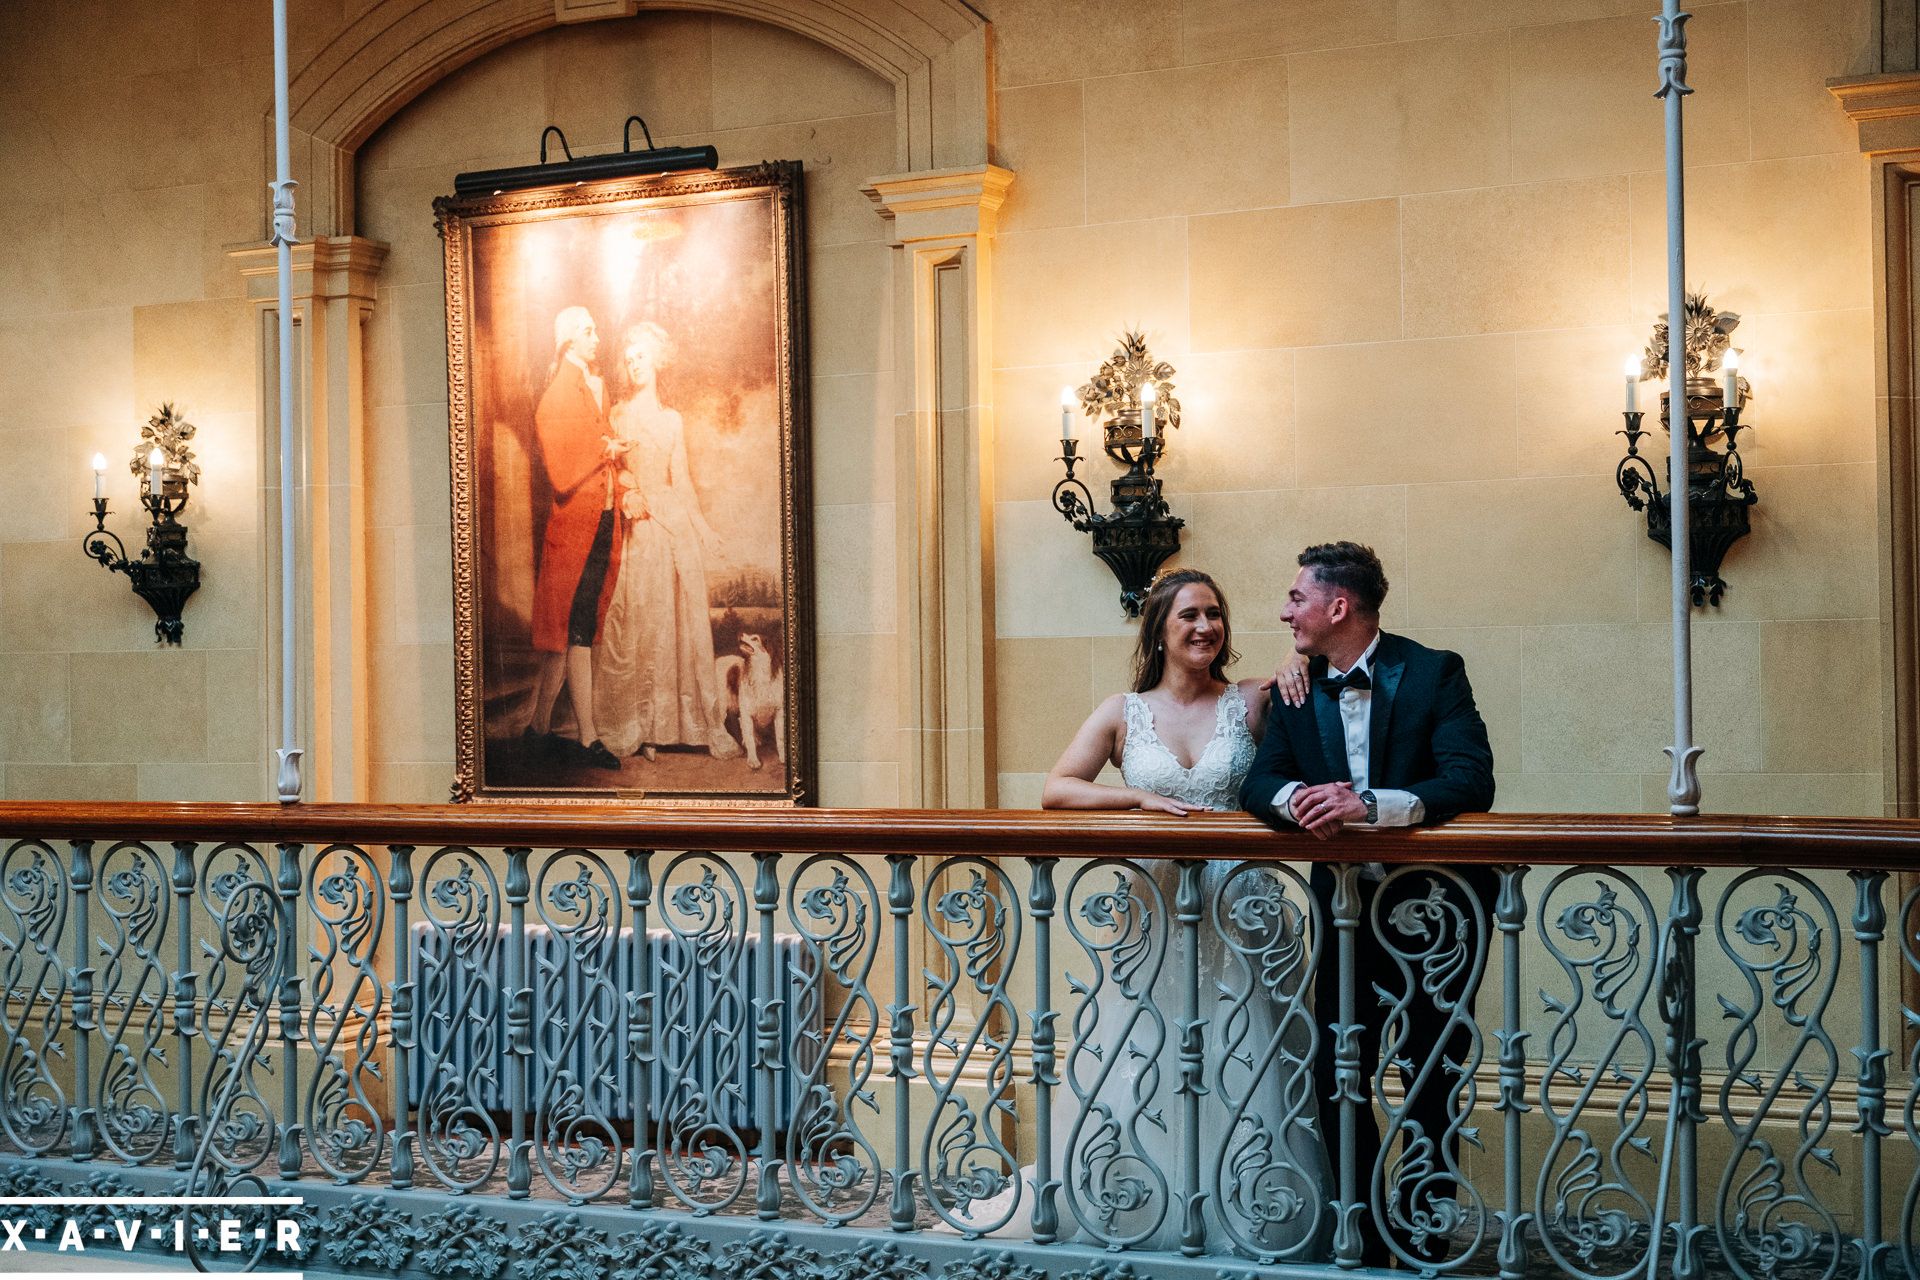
left=1239, top=630, right=1495, bottom=827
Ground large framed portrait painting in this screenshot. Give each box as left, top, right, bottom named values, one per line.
left=437, top=162, right=813, bottom=804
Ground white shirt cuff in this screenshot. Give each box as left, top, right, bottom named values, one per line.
left=1271, top=782, right=1303, bottom=824
left=1372, top=788, right=1426, bottom=827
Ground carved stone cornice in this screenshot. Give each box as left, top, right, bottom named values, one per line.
left=863, top=166, right=1016, bottom=244
left=1830, top=72, right=1920, bottom=153
left=229, top=236, right=390, bottom=304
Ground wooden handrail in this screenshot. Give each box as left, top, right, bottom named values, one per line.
left=0, top=802, right=1916, bottom=869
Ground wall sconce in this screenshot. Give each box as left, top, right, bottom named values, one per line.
left=453, top=118, right=718, bottom=197
left=1614, top=293, right=1757, bottom=607
left=81, top=404, right=202, bottom=644
left=1051, top=331, right=1185, bottom=617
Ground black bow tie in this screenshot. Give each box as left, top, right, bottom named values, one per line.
left=1318, top=667, right=1372, bottom=697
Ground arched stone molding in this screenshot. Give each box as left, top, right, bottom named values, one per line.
left=246, top=0, right=1003, bottom=804
left=284, top=0, right=991, bottom=236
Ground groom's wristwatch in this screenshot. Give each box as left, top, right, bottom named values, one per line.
left=1359, top=789, right=1379, bottom=824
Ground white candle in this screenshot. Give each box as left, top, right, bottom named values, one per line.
left=91, top=453, right=106, bottom=500
left=1140, top=383, right=1156, bottom=440
left=1623, top=355, right=1639, bottom=414
left=148, top=447, right=165, bottom=497
left=1722, top=348, right=1740, bottom=412
left=1059, top=387, right=1075, bottom=446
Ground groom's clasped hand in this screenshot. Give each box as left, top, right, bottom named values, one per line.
left=1286, top=778, right=1366, bottom=838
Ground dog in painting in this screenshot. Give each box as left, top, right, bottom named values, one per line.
left=717, top=634, right=785, bottom=770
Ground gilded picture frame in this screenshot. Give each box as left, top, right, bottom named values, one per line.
left=437, top=161, right=814, bottom=805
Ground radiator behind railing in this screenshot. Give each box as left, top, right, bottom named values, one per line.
left=406, top=922, right=816, bottom=1133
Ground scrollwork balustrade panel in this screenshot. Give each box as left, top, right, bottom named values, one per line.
left=1, top=819, right=1917, bottom=1280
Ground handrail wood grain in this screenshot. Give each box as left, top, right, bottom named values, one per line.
left=0, top=802, right=1917, bottom=869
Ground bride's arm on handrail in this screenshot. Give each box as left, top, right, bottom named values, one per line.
left=1041, top=694, right=1190, bottom=815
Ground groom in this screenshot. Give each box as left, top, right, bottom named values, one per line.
left=1239, top=541, right=1495, bottom=1268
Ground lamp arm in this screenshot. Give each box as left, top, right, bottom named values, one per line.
left=81, top=525, right=130, bottom=574
left=1052, top=474, right=1097, bottom=528
left=1617, top=454, right=1661, bottom=512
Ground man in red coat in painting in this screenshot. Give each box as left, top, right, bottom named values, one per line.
left=525, top=305, right=622, bottom=770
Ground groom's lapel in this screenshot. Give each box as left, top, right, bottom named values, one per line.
left=1368, top=633, right=1405, bottom=784
left=1309, top=657, right=1352, bottom=783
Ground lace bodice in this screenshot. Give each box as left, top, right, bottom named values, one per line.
left=1120, top=684, right=1257, bottom=812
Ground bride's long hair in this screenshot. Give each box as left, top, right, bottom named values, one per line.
left=1131, top=568, right=1237, bottom=693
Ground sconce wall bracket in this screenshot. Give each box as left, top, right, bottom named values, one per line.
left=1616, top=386, right=1757, bottom=607
left=83, top=491, right=201, bottom=644
left=1053, top=430, right=1184, bottom=617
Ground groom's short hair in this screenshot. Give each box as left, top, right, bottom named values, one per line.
left=1299, top=541, right=1388, bottom=615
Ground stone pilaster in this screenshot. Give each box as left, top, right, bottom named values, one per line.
left=864, top=166, right=1014, bottom=808
left=230, top=236, right=390, bottom=801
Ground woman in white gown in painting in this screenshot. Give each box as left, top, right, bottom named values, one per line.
left=1034, top=568, right=1334, bottom=1260
left=594, top=322, right=741, bottom=761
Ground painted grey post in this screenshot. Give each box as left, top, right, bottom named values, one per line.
left=1494, top=866, right=1531, bottom=1280
left=1651, top=867, right=1705, bottom=1280
left=270, top=0, right=302, bottom=803
left=886, top=854, right=916, bottom=1232
left=67, top=840, right=96, bottom=1162
left=627, top=849, right=656, bottom=1209
left=1028, top=857, right=1060, bottom=1244
left=505, top=846, right=532, bottom=1198
left=753, top=851, right=782, bottom=1219
left=1852, top=870, right=1892, bottom=1280
left=1175, top=859, right=1206, bottom=1256
left=171, top=841, right=198, bottom=1169
left=1656, top=0, right=1703, bottom=814
left=1329, top=863, right=1364, bottom=1270
left=277, top=842, right=304, bottom=1178
left=388, top=844, right=415, bottom=1189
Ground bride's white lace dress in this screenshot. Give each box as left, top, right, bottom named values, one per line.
left=961, top=686, right=1333, bottom=1258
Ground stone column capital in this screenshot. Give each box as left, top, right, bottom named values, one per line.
left=864, top=165, right=1015, bottom=244
left=230, top=235, right=390, bottom=305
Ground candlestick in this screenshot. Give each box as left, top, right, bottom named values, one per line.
left=1060, top=386, right=1075, bottom=446
left=1623, top=355, right=1639, bottom=415
left=91, top=453, right=106, bottom=501
left=1722, top=348, right=1740, bottom=412
left=1140, top=383, right=1156, bottom=440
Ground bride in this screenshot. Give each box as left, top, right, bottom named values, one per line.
left=1036, top=567, right=1333, bottom=1259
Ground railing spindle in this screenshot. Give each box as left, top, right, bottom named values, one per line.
left=754, top=850, right=782, bottom=1219
left=1852, top=869, right=1890, bottom=1280
left=171, top=840, right=197, bottom=1170
left=1028, top=855, right=1059, bottom=1244
left=1175, top=857, right=1205, bottom=1257
left=1662, top=866, right=1705, bottom=1280
left=388, top=843, right=416, bottom=1189
left=505, top=845, right=532, bottom=1199
left=1329, top=862, right=1364, bottom=1270
left=276, top=841, right=304, bottom=1179
left=627, top=847, right=655, bottom=1210
left=1494, top=864, right=1529, bottom=1280
left=67, top=838, right=95, bottom=1162
left=886, top=852, right=915, bottom=1232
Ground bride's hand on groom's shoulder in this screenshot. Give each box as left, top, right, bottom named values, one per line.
left=1271, top=652, right=1311, bottom=707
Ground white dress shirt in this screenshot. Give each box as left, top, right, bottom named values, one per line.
left=1272, top=632, right=1427, bottom=829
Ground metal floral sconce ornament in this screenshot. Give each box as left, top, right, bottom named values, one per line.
left=82, top=404, right=203, bottom=644
left=1615, top=292, right=1757, bottom=607
left=1051, top=331, right=1185, bottom=617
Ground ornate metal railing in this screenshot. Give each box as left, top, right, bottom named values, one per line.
left=0, top=803, right=1917, bottom=1280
